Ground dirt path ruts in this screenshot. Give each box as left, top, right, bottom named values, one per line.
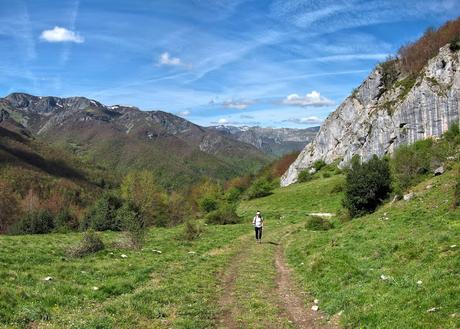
left=216, top=236, right=249, bottom=329
left=275, top=245, right=338, bottom=329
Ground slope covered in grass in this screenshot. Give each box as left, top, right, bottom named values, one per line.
left=0, top=225, right=252, bottom=328
left=241, top=167, right=460, bottom=328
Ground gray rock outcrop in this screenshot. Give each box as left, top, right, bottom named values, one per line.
left=281, top=45, right=460, bottom=186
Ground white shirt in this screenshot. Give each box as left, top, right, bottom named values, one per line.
left=253, top=216, right=263, bottom=228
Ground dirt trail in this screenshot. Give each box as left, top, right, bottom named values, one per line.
left=216, top=225, right=339, bottom=329
left=216, top=248, right=244, bottom=328
left=275, top=246, right=337, bottom=329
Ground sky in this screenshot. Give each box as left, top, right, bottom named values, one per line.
left=1, top=0, right=459, bottom=128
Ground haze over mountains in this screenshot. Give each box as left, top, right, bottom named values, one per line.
left=209, top=125, right=319, bottom=156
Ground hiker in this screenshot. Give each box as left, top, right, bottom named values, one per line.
left=252, top=211, right=264, bottom=243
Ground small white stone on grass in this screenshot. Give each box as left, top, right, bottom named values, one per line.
left=311, top=305, right=319, bottom=311
left=188, top=251, right=196, bottom=254
left=427, top=307, right=440, bottom=313
left=380, top=274, right=389, bottom=281
left=92, top=286, right=99, bottom=291
left=416, top=280, right=423, bottom=285
left=121, top=254, right=128, bottom=258
left=152, top=249, right=162, bottom=254
left=43, top=276, right=53, bottom=281
left=450, top=245, right=457, bottom=249
left=314, top=299, right=319, bottom=304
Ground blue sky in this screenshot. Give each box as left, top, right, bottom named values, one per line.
left=1, top=0, right=459, bottom=128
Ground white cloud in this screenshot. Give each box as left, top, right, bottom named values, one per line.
left=178, top=110, right=190, bottom=117
left=209, top=98, right=255, bottom=110
left=40, top=26, right=84, bottom=43
left=217, top=118, right=229, bottom=124
left=159, top=52, right=182, bottom=66
left=282, top=90, right=334, bottom=107
left=240, top=114, right=254, bottom=119
left=285, top=116, right=323, bottom=125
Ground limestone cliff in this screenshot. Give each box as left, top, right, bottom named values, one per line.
left=281, top=44, right=460, bottom=186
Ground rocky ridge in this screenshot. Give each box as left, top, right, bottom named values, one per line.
left=209, top=125, right=319, bottom=156
left=282, top=44, right=460, bottom=186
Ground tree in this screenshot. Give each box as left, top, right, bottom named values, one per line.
left=82, top=192, right=122, bottom=231
left=120, top=171, right=168, bottom=227
left=343, top=155, right=391, bottom=217
left=0, top=181, right=20, bottom=233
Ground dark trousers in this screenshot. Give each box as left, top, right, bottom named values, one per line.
left=255, top=227, right=263, bottom=240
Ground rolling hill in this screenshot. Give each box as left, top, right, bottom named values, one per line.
left=1, top=93, right=271, bottom=189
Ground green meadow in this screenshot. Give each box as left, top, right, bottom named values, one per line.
left=1, top=168, right=459, bottom=328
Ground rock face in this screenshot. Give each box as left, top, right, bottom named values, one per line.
left=209, top=125, right=319, bottom=156
left=281, top=45, right=460, bottom=186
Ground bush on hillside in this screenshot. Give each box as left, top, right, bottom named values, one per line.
left=67, top=230, right=105, bottom=257
left=81, top=192, right=123, bottom=231
left=444, top=122, right=460, bottom=144
left=205, top=204, right=241, bottom=225
left=297, top=169, right=313, bottom=183
left=0, top=181, right=20, bottom=233
left=116, top=201, right=145, bottom=249
left=199, top=196, right=219, bottom=213
left=182, top=219, right=204, bottom=240
left=343, top=155, right=391, bottom=218
left=379, top=57, right=399, bottom=91
left=54, top=209, right=79, bottom=232
left=120, top=171, right=170, bottom=227
left=391, top=139, right=435, bottom=193
left=454, top=169, right=460, bottom=209
left=313, top=160, right=327, bottom=172
left=245, top=178, right=273, bottom=199
left=167, top=192, right=191, bottom=226
left=449, top=36, right=460, bottom=51
left=10, top=210, right=55, bottom=235
left=305, top=216, right=333, bottom=231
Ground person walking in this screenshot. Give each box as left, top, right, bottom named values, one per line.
left=252, top=211, right=264, bottom=243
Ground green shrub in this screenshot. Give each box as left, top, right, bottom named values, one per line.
left=330, top=182, right=344, bottom=194
left=182, top=219, right=204, bottom=240
left=81, top=192, right=123, bottom=231
left=199, top=196, right=219, bottom=213
left=305, top=216, right=333, bottom=231
left=449, top=36, right=460, bottom=51
left=116, top=201, right=145, bottom=249
left=224, top=187, right=242, bottom=204
left=205, top=204, right=241, bottom=225
left=379, top=57, right=399, bottom=92
left=68, top=230, right=105, bottom=257
left=444, top=122, right=460, bottom=143
left=313, top=160, right=326, bottom=171
left=343, top=155, right=392, bottom=218
left=245, top=178, right=273, bottom=199
left=297, top=169, right=313, bottom=183
left=322, top=172, right=331, bottom=178
left=10, top=210, right=54, bottom=235
left=454, top=169, right=460, bottom=209
left=391, top=139, right=434, bottom=192
left=54, top=209, right=78, bottom=232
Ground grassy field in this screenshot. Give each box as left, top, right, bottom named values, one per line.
left=1, top=167, right=459, bottom=328
left=241, top=169, right=460, bottom=328
left=0, top=224, right=254, bottom=328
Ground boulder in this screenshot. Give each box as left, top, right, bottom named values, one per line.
left=434, top=166, right=445, bottom=176
left=403, top=192, right=415, bottom=201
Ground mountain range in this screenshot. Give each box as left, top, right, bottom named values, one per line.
left=209, top=125, right=318, bottom=156
left=0, top=93, right=316, bottom=190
